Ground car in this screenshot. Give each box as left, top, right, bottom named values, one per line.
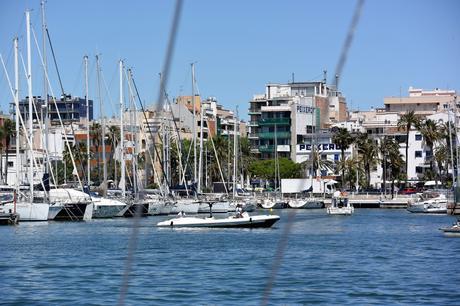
left=399, top=187, right=417, bottom=195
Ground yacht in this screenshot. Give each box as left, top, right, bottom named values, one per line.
left=327, top=193, right=354, bottom=215
left=91, top=196, right=127, bottom=218
left=407, top=192, right=447, bottom=214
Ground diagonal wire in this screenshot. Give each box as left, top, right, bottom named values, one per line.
left=260, top=1, right=366, bottom=305
left=117, top=1, right=183, bottom=305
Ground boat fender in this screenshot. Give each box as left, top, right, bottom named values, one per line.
left=170, top=221, right=173, bottom=227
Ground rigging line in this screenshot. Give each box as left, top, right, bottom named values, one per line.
left=117, top=1, right=183, bottom=305
left=100, top=63, right=119, bottom=120
left=260, top=1, right=366, bottom=305
left=34, top=27, right=89, bottom=190
left=130, top=73, right=170, bottom=189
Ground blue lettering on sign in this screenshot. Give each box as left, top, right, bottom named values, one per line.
left=298, top=143, right=340, bottom=151
left=296, top=105, right=315, bottom=114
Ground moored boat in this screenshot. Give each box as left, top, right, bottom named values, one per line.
left=157, top=212, right=280, bottom=228
left=327, top=193, right=354, bottom=215
left=407, top=192, right=447, bottom=214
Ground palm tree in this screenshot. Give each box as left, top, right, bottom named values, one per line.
left=107, top=125, right=120, bottom=184
left=419, top=119, right=441, bottom=178
left=332, top=128, right=354, bottom=188
left=90, top=122, right=102, bottom=183
left=356, top=133, right=379, bottom=188
left=2, top=119, right=15, bottom=184
left=397, top=110, right=420, bottom=186
left=384, top=137, right=405, bottom=198
left=301, top=149, right=334, bottom=178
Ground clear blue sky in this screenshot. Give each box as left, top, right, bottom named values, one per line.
left=1, top=0, right=459, bottom=120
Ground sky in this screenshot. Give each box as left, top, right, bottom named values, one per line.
left=0, top=0, right=459, bottom=120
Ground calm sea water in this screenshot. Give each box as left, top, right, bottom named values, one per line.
left=1, top=209, right=459, bottom=305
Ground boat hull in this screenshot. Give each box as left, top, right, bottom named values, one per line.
left=157, top=214, right=280, bottom=228
left=327, top=206, right=354, bottom=215
left=2, top=202, right=49, bottom=221
left=198, top=201, right=229, bottom=213
left=53, top=203, right=93, bottom=221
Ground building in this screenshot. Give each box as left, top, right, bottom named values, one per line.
left=16, top=94, right=94, bottom=125
left=384, top=87, right=457, bottom=116
left=248, top=80, right=348, bottom=160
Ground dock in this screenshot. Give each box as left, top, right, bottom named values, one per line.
left=0, top=212, right=19, bottom=225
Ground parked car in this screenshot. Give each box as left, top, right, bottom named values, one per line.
left=399, top=187, right=417, bottom=195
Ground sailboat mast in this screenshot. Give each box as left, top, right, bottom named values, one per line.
left=191, top=63, right=197, bottom=186
left=274, top=123, right=278, bottom=193
left=84, top=55, right=90, bottom=189
left=14, top=37, right=20, bottom=204
left=26, top=10, right=34, bottom=203
left=128, top=70, right=137, bottom=197
left=96, top=55, right=107, bottom=196
left=119, top=60, right=126, bottom=198
left=41, top=0, right=49, bottom=175
left=232, top=108, right=238, bottom=198
left=198, top=100, right=204, bottom=193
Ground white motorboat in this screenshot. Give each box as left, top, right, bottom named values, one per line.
left=91, top=196, right=127, bottom=218
left=157, top=212, right=280, bottom=228
left=440, top=220, right=460, bottom=237
left=327, top=194, right=354, bottom=215
left=407, top=192, right=447, bottom=214
left=288, top=198, right=324, bottom=209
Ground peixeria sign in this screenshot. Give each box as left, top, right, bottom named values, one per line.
left=296, top=143, right=342, bottom=153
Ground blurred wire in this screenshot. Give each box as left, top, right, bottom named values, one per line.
left=260, top=1, right=366, bottom=305
left=117, top=1, right=183, bottom=305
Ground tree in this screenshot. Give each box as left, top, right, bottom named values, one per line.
left=107, top=125, right=120, bottom=184
left=419, top=119, right=441, bottom=180
left=332, top=128, right=354, bottom=188
left=397, top=110, right=420, bottom=185
left=301, top=148, right=334, bottom=178
left=2, top=119, right=15, bottom=184
left=356, top=133, right=379, bottom=188
left=90, top=122, right=102, bottom=183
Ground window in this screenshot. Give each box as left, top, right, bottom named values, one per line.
left=334, top=154, right=339, bottom=161
left=8, top=162, right=13, bottom=168
left=426, top=150, right=433, bottom=157
left=416, top=166, right=423, bottom=174
left=415, top=151, right=422, bottom=158
left=415, top=134, right=422, bottom=141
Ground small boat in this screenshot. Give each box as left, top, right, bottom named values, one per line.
left=157, top=212, right=280, bottom=228
left=440, top=220, right=460, bottom=237
left=407, top=192, right=447, bottom=214
left=327, top=193, right=354, bottom=215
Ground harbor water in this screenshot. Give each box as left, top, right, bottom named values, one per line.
left=1, top=209, right=459, bottom=305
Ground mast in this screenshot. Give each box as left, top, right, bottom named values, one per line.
left=274, top=123, right=278, bottom=196
left=128, top=69, right=137, bottom=197
left=191, top=63, right=197, bottom=186
left=96, top=55, right=107, bottom=196
left=232, top=108, right=238, bottom=198
left=84, top=55, right=90, bottom=190
left=41, top=0, right=49, bottom=176
left=119, top=60, right=126, bottom=198
left=197, top=99, right=204, bottom=193
left=26, top=10, right=34, bottom=203
left=14, top=37, right=20, bottom=205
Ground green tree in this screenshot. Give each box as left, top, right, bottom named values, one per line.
left=419, top=119, right=441, bottom=179
left=397, top=110, right=420, bottom=185
left=356, top=133, right=379, bottom=188
left=332, top=128, right=354, bottom=187
left=90, top=122, right=102, bottom=183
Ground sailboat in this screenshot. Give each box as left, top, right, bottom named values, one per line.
left=0, top=14, right=49, bottom=221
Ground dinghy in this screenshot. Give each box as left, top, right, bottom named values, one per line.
left=157, top=212, right=280, bottom=228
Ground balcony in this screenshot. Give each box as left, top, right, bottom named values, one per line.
left=259, top=118, right=290, bottom=126
left=248, top=108, right=262, bottom=115
left=248, top=121, right=259, bottom=127
left=259, top=145, right=275, bottom=153
left=259, top=131, right=291, bottom=139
